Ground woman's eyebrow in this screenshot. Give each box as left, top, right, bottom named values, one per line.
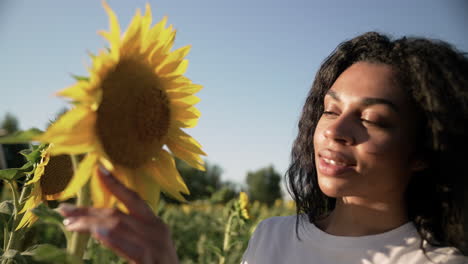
left=326, top=90, right=400, bottom=113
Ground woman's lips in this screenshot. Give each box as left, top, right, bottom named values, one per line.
left=317, top=150, right=356, bottom=176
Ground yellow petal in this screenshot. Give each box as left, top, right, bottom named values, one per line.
left=111, top=166, right=138, bottom=214
left=167, top=141, right=205, bottom=171
left=145, top=149, right=189, bottom=201
left=90, top=168, right=115, bottom=208
left=167, top=128, right=206, bottom=156
left=147, top=16, right=168, bottom=52
left=48, top=111, right=96, bottom=146
left=58, top=153, right=98, bottom=200
left=149, top=26, right=176, bottom=63
left=135, top=167, right=161, bottom=212
left=157, top=46, right=191, bottom=74
left=36, top=106, right=91, bottom=142
left=17, top=185, right=43, bottom=229
left=140, top=4, right=153, bottom=52
left=121, top=9, right=143, bottom=55
left=173, top=119, right=199, bottom=129
left=160, top=59, right=188, bottom=78
left=56, top=81, right=93, bottom=102
left=173, top=106, right=201, bottom=120
left=171, top=95, right=201, bottom=108
left=49, top=142, right=95, bottom=155
left=102, top=0, right=121, bottom=56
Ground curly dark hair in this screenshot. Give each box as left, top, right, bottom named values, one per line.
left=286, top=31, right=468, bottom=254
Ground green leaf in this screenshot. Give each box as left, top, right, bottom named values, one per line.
left=22, top=244, right=82, bottom=264
left=71, top=74, right=90, bottom=82
left=0, top=161, right=34, bottom=181
left=0, top=200, right=14, bottom=218
left=19, top=144, right=46, bottom=163
left=31, top=204, right=64, bottom=226
left=1, top=249, right=28, bottom=264
left=0, top=200, right=13, bottom=232
left=0, top=169, right=19, bottom=181
left=0, top=128, right=43, bottom=144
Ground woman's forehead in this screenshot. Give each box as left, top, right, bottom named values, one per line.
left=328, top=62, right=409, bottom=107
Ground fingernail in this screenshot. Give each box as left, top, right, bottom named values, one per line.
left=57, top=203, right=76, bottom=214
left=63, top=217, right=77, bottom=226
left=98, top=164, right=110, bottom=177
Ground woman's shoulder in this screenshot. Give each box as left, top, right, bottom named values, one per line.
left=254, top=215, right=299, bottom=234
left=250, top=214, right=308, bottom=243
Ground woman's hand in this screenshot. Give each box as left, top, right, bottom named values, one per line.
left=57, top=166, right=179, bottom=264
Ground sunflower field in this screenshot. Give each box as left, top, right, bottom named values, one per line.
left=0, top=1, right=295, bottom=263
left=0, top=160, right=295, bottom=263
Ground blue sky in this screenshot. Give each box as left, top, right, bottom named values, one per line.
left=1, top=0, right=467, bottom=188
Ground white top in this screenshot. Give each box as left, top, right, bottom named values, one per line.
left=241, top=215, right=467, bottom=264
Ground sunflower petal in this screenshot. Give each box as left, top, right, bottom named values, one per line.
left=102, top=0, right=121, bottom=55
left=160, top=59, right=188, bottom=78
left=173, top=106, right=201, bottom=120
left=58, top=153, right=98, bottom=200
left=36, top=107, right=91, bottom=142
left=135, top=167, right=161, bottom=212
left=49, top=143, right=95, bottom=155
left=158, top=46, right=191, bottom=74
left=167, top=141, right=205, bottom=171
left=91, top=168, right=114, bottom=208
left=146, top=149, right=189, bottom=200
left=49, top=111, right=96, bottom=146
left=121, top=8, right=143, bottom=55
left=167, top=128, right=206, bottom=156
left=166, top=91, right=197, bottom=100
left=17, top=185, right=43, bottom=229
left=140, top=3, right=153, bottom=43
left=56, top=81, right=93, bottom=102
left=174, top=119, right=199, bottom=128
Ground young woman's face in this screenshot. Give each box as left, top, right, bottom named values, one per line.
left=313, top=62, right=422, bottom=202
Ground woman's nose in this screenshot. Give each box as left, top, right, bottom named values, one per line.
left=324, top=116, right=355, bottom=145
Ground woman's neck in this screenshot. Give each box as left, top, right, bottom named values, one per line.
left=315, top=196, right=409, bottom=237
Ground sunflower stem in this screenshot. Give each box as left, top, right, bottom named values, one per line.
left=219, top=212, right=235, bottom=264
left=67, top=155, right=91, bottom=260
left=6, top=181, right=20, bottom=216
left=3, top=173, right=32, bottom=255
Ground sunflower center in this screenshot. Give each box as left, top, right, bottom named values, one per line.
left=96, top=59, right=170, bottom=168
left=40, top=155, right=74, bottom=195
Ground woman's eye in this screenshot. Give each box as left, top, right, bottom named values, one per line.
left=361, top=119, right=387, bottom=128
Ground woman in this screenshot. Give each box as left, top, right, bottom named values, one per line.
left=58, top=32, right=468, bottom=264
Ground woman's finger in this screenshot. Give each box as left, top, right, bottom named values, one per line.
left=97, top=165, right=155, bottom=222
left=63, top=215, right=152, bottom=263
left=59, top=205, right=164, bottom=242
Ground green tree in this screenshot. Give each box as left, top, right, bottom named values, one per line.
left=0, top=113, right=27, bottom=168
left=210, top=181, right=239, bottom=203
left=246, top=165, right=282, bottom=206
left=172, top=159, right=223, bottom=201
left=1, top=112, right=19, bottom=134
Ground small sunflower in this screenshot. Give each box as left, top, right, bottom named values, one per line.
left=35, top=1, right=206, bottom=212
left=17, top=145, right=74, bottom=229
left=238, top=192, right=250, bottom=220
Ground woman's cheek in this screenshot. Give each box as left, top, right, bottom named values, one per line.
left=361, top=135, right=400, bottom=155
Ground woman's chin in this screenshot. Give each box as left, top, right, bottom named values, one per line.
left=318, top=177, right=354, bottom=198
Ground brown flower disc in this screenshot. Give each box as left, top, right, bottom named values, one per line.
left=96, top=59, right=170, bottom=168
left=40, top=155, right=74, bottom=195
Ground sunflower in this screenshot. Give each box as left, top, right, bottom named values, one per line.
left=35, top=1, right=206, bottom=212
left=17, top=144, right=74, bottom=229
left=238, top=192, right=250, bottom=220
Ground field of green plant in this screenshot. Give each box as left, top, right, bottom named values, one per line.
left=0, top=182, right=295, bottom=263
